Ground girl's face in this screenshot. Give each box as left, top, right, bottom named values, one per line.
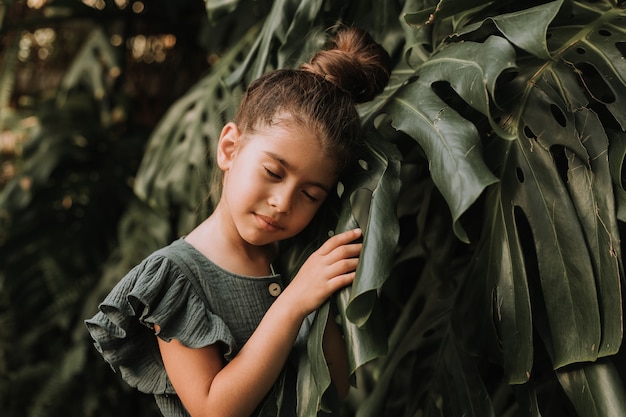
left=217, top=121, right=338, bottom=247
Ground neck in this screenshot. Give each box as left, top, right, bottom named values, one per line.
left=186, top=204, right=277, bottom=276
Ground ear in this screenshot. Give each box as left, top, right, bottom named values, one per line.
left=217, top=122, right=241, bottom=171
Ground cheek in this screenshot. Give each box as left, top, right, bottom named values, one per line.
left=293, top=200, right=324, bottom=225
left=223, top=168, right=260, bottom=203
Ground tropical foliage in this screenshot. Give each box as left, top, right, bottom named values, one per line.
left=1, top=0, right=625, bottom=416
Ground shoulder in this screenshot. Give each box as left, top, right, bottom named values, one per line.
left=127, top=238, right=211, bottom=289
left=95, top=238, right=212, bottom=321
left=86, top=238, right=238, bottom=360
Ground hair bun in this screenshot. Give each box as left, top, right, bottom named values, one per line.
left=301, top=27, right=391, bottom=103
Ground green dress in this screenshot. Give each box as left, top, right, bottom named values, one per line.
left=85, top=238, right=302, bottom=416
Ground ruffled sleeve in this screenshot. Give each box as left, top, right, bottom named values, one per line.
left=85, top=253, right=237, bottom=395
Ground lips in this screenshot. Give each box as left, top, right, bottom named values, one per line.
left=255, top=213, right=282, bottom=231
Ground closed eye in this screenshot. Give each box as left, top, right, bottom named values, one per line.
left=302, top=191, right=318, bottom=202
left=265, top=168, right=281, bottom=179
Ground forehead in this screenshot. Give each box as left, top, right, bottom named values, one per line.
left=244, top=123, right=338, bottom=180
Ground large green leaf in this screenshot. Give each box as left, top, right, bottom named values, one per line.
left=457, top=0, right=625, bottom=384
left=380, top=35, right=513, bottom=242
left=457, top=0, right=563, bottom=59
left=546, top=1, right=626, bottom=129
left=557, top=360, right=626, bottom=417
left=566, top=110, right=622, bottom=358
left=339, top=138, right=402, bottom=327
left=297, top=301, right=335, bottom=416
left=223, top=0, right=327, bottom=86
left=285, top=135, right=401, bottom=415
left=607, top=129, right=626, bottom=222
left=353, top=172, right=487, bottom=417
left=464, top=82, right=621, bottom=383
left=456, top=182, right=534, bottom=384
left=336, top=136, right=401, bottom=366
left=403, top=0, right=493, bottom=28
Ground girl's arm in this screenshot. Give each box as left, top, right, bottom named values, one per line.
left=156, top=228, right=362, bottom=417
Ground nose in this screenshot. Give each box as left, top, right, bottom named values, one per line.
left=269, top=186, right=294, bottom=213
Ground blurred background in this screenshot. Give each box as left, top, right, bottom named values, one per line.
left=0, top=1, right=251, bottom=415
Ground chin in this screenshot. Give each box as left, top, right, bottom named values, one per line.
left=242, top=232, right=281, bottom=247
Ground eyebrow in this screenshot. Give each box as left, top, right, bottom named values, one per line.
left=263, top=151, right=331, bottom=192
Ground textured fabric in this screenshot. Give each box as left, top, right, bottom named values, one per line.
left=85, top=238, right=289, bottom=416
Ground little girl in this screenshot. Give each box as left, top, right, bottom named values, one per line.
left=86, top=26, right=391, bottom=417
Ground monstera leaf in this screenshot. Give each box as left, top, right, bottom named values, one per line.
left=557, top=359, right=626, bottom=417
left=275, top=132, right=401, bottom=415
left=368, top=0, right=625, bottom=414
left=223, top=0, right=328, bottom=85
left=380, top=35, right=511, bottom=243
left=464, top=0, right=625, bottom=385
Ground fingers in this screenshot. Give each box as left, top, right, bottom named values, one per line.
left=318, top=228, right=362, bottom=255
left=330, top=243, right=362, bottom=262
left=326, top=257, right=359, bottom=277
left=287, top=230, right=362, bottom=314
left=328, top=271, right=356, bottom=292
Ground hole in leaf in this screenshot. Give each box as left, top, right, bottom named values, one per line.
left=431, top=80, right=484, bottom=127
left=514, top=207, right=536, bottom=268
left=202, top=135, right=211, bottom=154
left=215, top=85, right=224, bottom=100
left=336, top=181, right=344, bottom=198
left=358, top=159, right=369, bottom=170
left=523, top=125, right=537, bottom=139
left=576, top=47, right=586, bottom=54
left=574, top=62, right=616, bottom=103
left=513, top=206, right=541, bottom=307
left=178, top=133, right=186, bottom=143
left=550, top=104, right=567, bottom=127
left=516, top=167, right=525, bottom=183
left=184, top=102, right=196, bottom=113
left=406, top=75, right=419, bottom=85
left=598, top=29, right=611, bottom=37
left=616, top=41, right=626, bottom=59
left=550, top=145, right=569, bottom=185
left=496, top=69, right=518, bottom=86
left=494, top=69, right=519, bottom=104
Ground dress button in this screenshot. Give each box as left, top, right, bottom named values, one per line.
left=268, top=282, right=282, bottom=297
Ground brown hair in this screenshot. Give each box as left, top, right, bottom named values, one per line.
left=234, top=26, right=391, bottom=174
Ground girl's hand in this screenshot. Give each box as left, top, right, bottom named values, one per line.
left=282, top=228, right=362, bottom=318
